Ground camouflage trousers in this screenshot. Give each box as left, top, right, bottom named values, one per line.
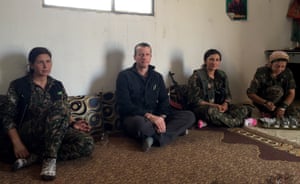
left=1, top=129, right=94, bottom=161
left=191, top=104, right=250, bottom=128
left=0, top=112, right=94, bottom=162
left=253, top=85, right=300, bottom=120
left=255, top=103, right=300, bottom=120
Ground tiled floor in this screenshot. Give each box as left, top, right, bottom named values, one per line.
left=248, top=126, right=300, bottom=145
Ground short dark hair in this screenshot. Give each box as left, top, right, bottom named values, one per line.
left=28, top=47, right=52, bottom=74
left=134, top=42, right=152, bottom=56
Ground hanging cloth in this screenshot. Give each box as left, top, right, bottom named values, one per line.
left=287, top=0, right=300, bottom=19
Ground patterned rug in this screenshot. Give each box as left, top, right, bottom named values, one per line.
left=223, top=127, right=300, bottom=161
left=1, top=129, right=300, bottom=184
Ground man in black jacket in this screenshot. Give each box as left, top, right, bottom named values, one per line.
left=116, top=42, right=195, bottom=152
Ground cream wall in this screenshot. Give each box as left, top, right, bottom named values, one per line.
left=0, top=0, right=292, bottom=102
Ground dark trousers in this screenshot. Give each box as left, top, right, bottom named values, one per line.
left=122, top=110, right=195, bottom=146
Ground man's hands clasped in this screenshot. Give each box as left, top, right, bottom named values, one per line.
left=144, top=113, right=166, bottom=133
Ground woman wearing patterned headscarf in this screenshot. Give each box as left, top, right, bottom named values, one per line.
left=247, top=51, right=300, bottom=128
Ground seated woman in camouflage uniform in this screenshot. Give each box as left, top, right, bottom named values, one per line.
left=187, top=49, right=251, bottom=128
left=1, top=47, right=94, bottom=181
left=247, top=50, right=299, bottom=128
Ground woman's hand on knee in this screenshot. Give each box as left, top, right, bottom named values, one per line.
left=13, top=141, right=29, bottom=159
left=73, top=119, right=91, bottom=132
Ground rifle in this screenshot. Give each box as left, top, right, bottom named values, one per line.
left=168, top=71, right=188, bottom=110
left=168, top=71, right=178, bottom=86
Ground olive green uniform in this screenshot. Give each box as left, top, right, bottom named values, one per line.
left=188, top=68, right=249, bottom=127
left=1, top=75, right=94, bottom=161
left=247, top=66, right=299, bottom=119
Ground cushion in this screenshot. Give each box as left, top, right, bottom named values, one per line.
left=68, top=92, right=121, bottom=137
left=68, top=95, right=103, bottom=136
left=99, top=92, right=121, bottom=132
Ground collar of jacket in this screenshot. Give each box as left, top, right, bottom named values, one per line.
left=131, top=63, right=156, bottom=74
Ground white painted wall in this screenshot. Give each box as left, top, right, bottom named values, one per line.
left=0, top=0, right=293, bottom=102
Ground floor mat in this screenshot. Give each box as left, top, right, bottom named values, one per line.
left=222, top=127, right=300, bottom=161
